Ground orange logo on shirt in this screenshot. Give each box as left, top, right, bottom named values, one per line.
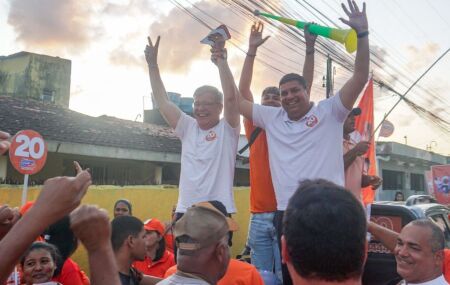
left=305, top=115, right=319, bottom=128
left=205, top=131, right=217, bottom=141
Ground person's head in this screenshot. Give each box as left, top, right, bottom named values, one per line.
left=395, top=219, right=445, bottom=283
left=20, top=242, right=61, bottom=285
left=111, top=215, right=147, bottom=262
left=282, top=179, right=367, bottom=283
left=261, top=86, right=281, bottom=107
left=44, top=216, right=78, bottom=276
left=279, top=73, right=309, bottom=121
left=193, top=85, right=223, bottom=130
left=143, top=218, right=166, bottom=261
left=114, top=199, right=132, bottom=218
left=394, top=191, right=404, bottom=201
left=343, top=108, right=361, bottom=135
left=174, top=201, right=238, bottom=284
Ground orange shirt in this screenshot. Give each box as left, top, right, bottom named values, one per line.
left=244, top=119, right=277, bottom=213
left=133, top=250, right=176, bottom=278
left=164, top=259, right=264, bottom=285
left=53, top=258, right=90, bottom=285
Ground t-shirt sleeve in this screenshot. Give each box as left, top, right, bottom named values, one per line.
left=174, top=112, right=195, bottom=139
left=330, top=91, right=351, bottom=122
left=252, top=104, right=279, bottom=129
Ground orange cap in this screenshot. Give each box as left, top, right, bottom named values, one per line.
left=144, top=218, right=165, bottom=236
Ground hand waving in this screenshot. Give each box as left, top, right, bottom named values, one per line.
left=339, top=0, right=368, bottom=33
left=249, top=22, right=270, bottom=49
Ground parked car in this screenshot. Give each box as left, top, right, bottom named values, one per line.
left=362, top=195, right=450, bottom=285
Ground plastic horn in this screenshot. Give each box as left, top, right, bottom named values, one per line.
left=254, top=10, right=357, bottom=53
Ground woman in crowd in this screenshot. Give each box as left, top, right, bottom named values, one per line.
left=133, top=218, right=175, bottom=278
left=113, top=199, right=133, bottom=218
left=20, top=242, right=62, bottom=285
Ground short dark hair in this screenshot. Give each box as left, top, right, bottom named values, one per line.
left=262, top=86, right=280, bottom=96
left=20, top=241, right=61, bottom=274
left=111, top=216, right=144, bottom=252
left=409, top=219, right=445, bottom=252
left=279, top=73, right=307, bottom=89
left=283, top=179, right=367, bottom=282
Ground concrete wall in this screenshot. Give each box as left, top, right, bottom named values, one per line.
left=0, top=52, right=71, bottom=107
left=0, top=185, right=252, bottom=274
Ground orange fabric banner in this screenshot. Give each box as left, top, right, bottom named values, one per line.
left=431, top=165, right=450, bottom=205
left=354, top=78, right=377, bottom=205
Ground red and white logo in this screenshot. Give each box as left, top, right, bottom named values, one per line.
left=305, top=115, right=319, bottom=128
left=9, top=130, right=47, bottom=175
left=205, top=130, right=217, bottom=141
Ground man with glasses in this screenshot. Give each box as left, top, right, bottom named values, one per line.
left=144, top=34, right=240, bottom=219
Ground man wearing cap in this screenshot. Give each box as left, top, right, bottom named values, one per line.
left=343, top=107, right=381, bottom=201
left=163, top=201, right=264, bottom=285
left=133, top=218, right=175, bottom=278
left=158, top=202, right=238, bottom=285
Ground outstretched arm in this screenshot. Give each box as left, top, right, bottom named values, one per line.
left=211, top=41, right=240, bottom=128
left=239, top=22, right=270, bottom=103
left=303, top=23, right=317, bottom=95
left=71, top=205, right=121, bottom=285
left=145, top=36, right=181, bottom=129
left=338, top=0, right=370, bottom=109
left=367, top=221, right=398, bottom=253
left=0, top=162, right=92, bottom=283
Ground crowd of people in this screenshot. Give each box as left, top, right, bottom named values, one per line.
left=0, top=1, right=448, bottom=284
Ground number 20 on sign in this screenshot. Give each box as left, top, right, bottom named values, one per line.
left=9, top=130, right=47, bottom=205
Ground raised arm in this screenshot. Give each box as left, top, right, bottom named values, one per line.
left=302, top=23, right=317, bottom=95
left=338, top=1, right=370, bottom=109
left=210, top=41, right=240, bottom=128
left=238, top=22, right=270, bottom=103
left=0, top=164, right=92, bottom=283
left=0, top=131, right=10, bottom=155
left=71, top=205, right=121, bottom=285
left=145, top=36, right=181, bottom=129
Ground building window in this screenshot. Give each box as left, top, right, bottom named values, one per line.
left=41, top=89, right=54, bottom=103
left=410, top=173, right=425, bottom=192
left=382, top=170, right=404, bottom=190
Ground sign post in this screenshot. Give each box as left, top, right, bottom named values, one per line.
left=9, top=130, right=47, bottom=205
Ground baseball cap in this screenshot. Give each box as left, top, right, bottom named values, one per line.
left=350, top=107, right=361, bottom=116
left=174, top=202, right=239, bottom=251
left=143, top=218, right=165, bottom=236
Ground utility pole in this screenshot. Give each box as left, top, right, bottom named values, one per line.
left=325, top=55, right=333, bottom=98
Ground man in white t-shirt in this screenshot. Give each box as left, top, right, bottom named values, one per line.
left=235, top=2, right=370, bottom=285
left=144, top=34, right=240, bottom=216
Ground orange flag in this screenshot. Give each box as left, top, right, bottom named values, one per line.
left=354, top=78, right=377, bottom=205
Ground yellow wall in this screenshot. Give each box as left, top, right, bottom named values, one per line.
left=0, top=185, right=251, bottom=273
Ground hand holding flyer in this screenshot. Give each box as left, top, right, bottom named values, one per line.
left=200, top=24, right=231, bottom=47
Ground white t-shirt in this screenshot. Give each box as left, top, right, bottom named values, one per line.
left=157, top=274, right=211, bottom=285
left=399, top=275, right=448, bottom=285
left=175, top=113, right=240, bottom=213
left=252, top=93, right=349, bottom=210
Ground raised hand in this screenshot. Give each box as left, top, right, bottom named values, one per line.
left=354, top=141, right=370, bottom=155
left=0, top=205, right=19, bottom=240
left=339, top=0, right=368, bottom=33
left=304, top=23, right=317, bottom=49
left=70, top=205, right=111, bottom=252
left=249, top=22, right=270, bottom=50
left=210, top=46, right=227, bottom=66
left=145, top=36, right=161, bottom=67
left=0, top=131, right=10, bottom=155
left=33, top=164, right=92, bottom=224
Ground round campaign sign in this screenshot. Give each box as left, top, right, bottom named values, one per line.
left=9, top=130, right=48, bottom=175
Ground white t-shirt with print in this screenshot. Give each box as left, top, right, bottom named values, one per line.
left=175, top=112, right=240, bottom=213
left=252, top=93, right=350, bottom=210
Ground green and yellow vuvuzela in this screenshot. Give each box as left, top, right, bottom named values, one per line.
left=254, top=10, right=357, bottom=53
